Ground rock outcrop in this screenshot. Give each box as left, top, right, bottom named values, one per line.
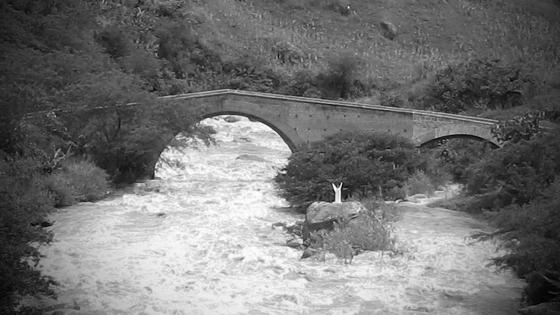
left=306, top=201, right=366, bottom=224
left=303, top=201, right=366, bottom=241
left=380, top=21, right=398, bottom=40
left=223, top=115, right=241, bottom=123
left=300, top=201, right=391, bottom=262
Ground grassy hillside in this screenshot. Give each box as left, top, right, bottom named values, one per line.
left=5, top=0, right=557, bottom=112
left=177, top=0, right=560, bottom=84
left=87, top=0, right=560, bottom=118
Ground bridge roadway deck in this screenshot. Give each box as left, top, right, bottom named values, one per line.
left=160, top=89, right=498, bottom=126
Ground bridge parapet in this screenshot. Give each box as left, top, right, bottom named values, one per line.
left=164, top=89, right=498, bottom=125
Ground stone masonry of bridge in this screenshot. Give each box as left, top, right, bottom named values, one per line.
left=160, top=89, right=499, bottom=153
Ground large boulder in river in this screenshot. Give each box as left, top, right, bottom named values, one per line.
left=306, top=201, right=366, bottom=224
left=223, top=115, right=241, bottom=123
left=303, top=201, right=366, bottom=240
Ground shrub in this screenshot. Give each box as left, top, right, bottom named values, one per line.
left=492, top=112, right=544, bottom=144
left=0, top=156, right=56, bottom=313
left=156, top=21, right=221, bottom=79
left=45, top=158, right=109, bottom=206
left=317, top=53, right=365, bottom=99
left=417, top=58, right=536, bottom=114
left=0, top=78, right=35, bottom=156
left=95, top=26, right=132, bottom=60
left=120, top=49, right=162, bottom=91
left=380, top=91, right=405, bottom=107
left=310, top=201, right=397, bottom=261
left=223, top=56, right=285, bottom=92
left=155, top=1, right=184, bottom=18
left=275, top=132, right=424, bottom=211
left=405, top=170, right=435, bottom=196
left=271, top=40, right=304, bottom=65
left=279, top=69, right=319, bottom=96
left=324, top=213, right=394, bottom=252
left=464, top=126, right=560, bottom=208
left=487, top=180, right=560, bottom=281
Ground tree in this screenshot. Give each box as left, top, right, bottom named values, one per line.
left=492, top=112, right=543, bottom=144
left=317, top=53, right=363, bottom=99
left=465, top=125, right=560, bottom=207
left=421, top=58, right=535, bottom=114
left=275, top=132, right=423, bottom=211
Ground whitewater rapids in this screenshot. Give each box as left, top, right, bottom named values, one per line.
left=36, top=116, right=523, bottom=314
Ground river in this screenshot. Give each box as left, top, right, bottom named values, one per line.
left=36, top=116, right=523, bottom=314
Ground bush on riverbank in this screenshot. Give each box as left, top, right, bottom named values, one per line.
left=45, top=159, right=110, bottom=207
left=0, top=156, right=56, bottom=313
left=0, top=153, right=111, bottom=313
left=432, top=122, right=560, bottom=306
left=465, top=126, right=560, bottom=209
left=489, top=180, right=560, bottom=279
left=404, top=170, right=435, bottom=196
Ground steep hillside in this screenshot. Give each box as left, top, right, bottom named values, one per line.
left=176, top=0, right=560, bottom=81
left=4, top=0, right=558, bottom=111
left=95, top=0, right=560, bottom=117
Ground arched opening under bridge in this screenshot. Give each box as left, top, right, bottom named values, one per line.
left=154, top=114, right=292, bottom=180
left=419, top=134, right=500, bottom=149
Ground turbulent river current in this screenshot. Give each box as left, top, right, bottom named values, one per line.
left=37, top=116, right=523, bottom=315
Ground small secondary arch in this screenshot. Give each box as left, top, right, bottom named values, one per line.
left=415, top=125, right=500, bottom=147
left=419, top=134, right=500, bottom=148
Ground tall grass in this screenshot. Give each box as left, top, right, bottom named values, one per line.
left=45, top=159, right=110, bottom=207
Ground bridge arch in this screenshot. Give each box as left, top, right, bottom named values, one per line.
left=415, top=125, right=500, bottom=148
left=197, top=111, right=299, bottom=152
left=419, top=134, right=500, bottom=148
left=148, top=109, right=300, bottom=178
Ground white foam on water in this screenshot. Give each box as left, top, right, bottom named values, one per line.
left=36, top=115, right=523, bottom=314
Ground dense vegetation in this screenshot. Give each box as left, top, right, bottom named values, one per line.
left=1, top=0, right=559, bottom=312
left=425, top=121, right=560, bottom=305
left=275, top=132, right=435, bottom=211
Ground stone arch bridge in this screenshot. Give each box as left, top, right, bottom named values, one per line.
left=144, top=89, right=498, bottom=177
left=159, top=89, right=499, bottom=152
